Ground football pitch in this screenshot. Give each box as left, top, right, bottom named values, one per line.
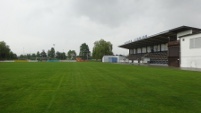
left=0, top=62, right=201, bottom=113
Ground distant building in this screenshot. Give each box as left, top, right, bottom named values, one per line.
left=119, top=26, right=201, bottom=68
left=102, top=55, right=128, bottom=63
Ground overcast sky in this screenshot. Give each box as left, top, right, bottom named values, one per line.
left=1, top=0, right=201, bottom=56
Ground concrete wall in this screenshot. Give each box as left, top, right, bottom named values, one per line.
left=180, top=33, right=201, bottom=68
left=102, top=56, right=109, bottom=62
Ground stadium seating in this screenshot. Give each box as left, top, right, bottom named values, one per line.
left=128, top=51, right=168, bottom=64
left=145, top=51, right=168, bottom=64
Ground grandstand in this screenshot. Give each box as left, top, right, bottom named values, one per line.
left=119, top=26, right=201, bottom=67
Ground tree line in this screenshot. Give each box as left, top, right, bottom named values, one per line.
left=19, top=48, right=73, bottom=60
left=1, top=39, right=113, bottom=60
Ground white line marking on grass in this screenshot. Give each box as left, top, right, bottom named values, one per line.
left=46, top=74, right=64, bottom=112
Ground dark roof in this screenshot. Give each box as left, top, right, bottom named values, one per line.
left=119, top=26, right=201, bottom=49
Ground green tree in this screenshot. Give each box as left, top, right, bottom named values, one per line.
left=9, top=51, right=17, bottom=60
left=0, top=41, right=10, bottom=60
left=92, top=39, right=113, bottom=60
left=67, top=50, right=76, bottom=60
left=48, top=47, right=55, bottom=59
left=79, top=43, right=90, bottom=60
left=31, top=53, right=36, bottom=60
left=19, top=55, right=26, bottom=59
left=0, top=41, right=17, bottom=60
left=61, top=52, right=67, bottom=60
left=56, top=52, right=66, bottom=60
left=27, top=54, right=31, bottom=59
left=36, top=51, right=40, bottom=58
left=41, top=50, right=47, bottom=58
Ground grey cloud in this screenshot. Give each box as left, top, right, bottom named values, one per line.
left=73, top=0, right=146, bottom=27
left=1, top=0, right=201, bottom=56
left=73, top=0, right=201, bottom=28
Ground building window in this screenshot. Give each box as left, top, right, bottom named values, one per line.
left=190, top=37, right=201, bottom=49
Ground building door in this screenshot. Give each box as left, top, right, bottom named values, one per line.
left=168, top=41, right=180, bottom=67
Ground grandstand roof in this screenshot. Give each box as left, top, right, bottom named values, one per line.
left=119, top=26, right=201, bottom=49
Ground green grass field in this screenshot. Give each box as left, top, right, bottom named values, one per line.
left=0, top=62, right=201, bottom=113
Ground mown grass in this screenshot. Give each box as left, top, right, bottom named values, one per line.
left=0, top=62, right=201, bottom=113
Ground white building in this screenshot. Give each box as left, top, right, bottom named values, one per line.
left=102, top=55, right=128, bottom=63
left=180, top=33, right=201, bottom=68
